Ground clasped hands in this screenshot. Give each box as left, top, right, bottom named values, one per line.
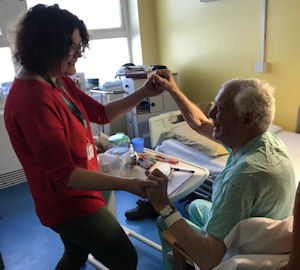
left=145, top=168, right=172, bottom=213
left=142, top=68, right=177, bottom=97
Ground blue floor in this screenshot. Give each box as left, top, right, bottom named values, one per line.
left=0, top=182, right=187, bottom=270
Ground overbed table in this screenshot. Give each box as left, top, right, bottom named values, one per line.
left=88, top=148, right=209, bottom=270
left=124, top=148, right=209, bottom=201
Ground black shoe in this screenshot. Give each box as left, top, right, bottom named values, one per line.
left=125, top=200, right=159, bottom=220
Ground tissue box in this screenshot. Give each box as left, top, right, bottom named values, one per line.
left=98, top=147, right=133, bottom=174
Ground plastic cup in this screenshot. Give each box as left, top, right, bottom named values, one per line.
left=131, top=137, right=144, bottom=153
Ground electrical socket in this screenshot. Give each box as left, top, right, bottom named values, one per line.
left=254, top=61, right=268, bottom=73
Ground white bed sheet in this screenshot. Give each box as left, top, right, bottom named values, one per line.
left=156, top=138, right=228, bottom=178
left=276, top=130, right=300, bottom=183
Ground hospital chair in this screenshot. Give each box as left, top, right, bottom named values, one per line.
left=162, top=230, right=194, bottom=270
left=162, top=182, right=300, bottom=270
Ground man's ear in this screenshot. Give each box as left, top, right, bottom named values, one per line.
left=243, top=112, right=255, bottom=128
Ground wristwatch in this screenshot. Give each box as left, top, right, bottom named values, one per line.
left=160, top=204, right=176, bottom=218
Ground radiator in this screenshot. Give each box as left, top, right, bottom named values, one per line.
left=0, top=169, right=27, bottom=189
left=1, top=110, right=27, bottom=189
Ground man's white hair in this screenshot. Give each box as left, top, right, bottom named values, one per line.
left=223, top=78, right=275, bottom=131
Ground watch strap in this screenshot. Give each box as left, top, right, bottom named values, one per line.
left=163, top=211, right=183, bottom=228
left=160, top=204, right=176, bottom=218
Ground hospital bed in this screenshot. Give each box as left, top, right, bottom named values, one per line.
left=149, top=109, right=300, bottom=185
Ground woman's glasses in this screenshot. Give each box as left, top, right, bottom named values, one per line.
left=69, top=42, right=84, bottom=56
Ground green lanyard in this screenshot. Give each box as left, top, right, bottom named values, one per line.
left=41, top=73, right=88, bottom=130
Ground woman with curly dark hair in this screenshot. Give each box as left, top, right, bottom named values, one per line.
left=4, top=4, right=162, bottom=270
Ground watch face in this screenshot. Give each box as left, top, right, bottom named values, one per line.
left=160, top=205, right=174, bottom=218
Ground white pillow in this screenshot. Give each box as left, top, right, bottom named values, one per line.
left=206, top=216, right=293, bottom=270
left=212, top=254, right=289, bottom=270
left=224, top=216, right=293, bottom=256
left=166, top=122, right=228, bottom=157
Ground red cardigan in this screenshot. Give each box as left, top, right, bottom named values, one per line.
left=4, top=76, right=109, bottom=227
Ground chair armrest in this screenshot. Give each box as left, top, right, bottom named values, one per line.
left=162, top=230, right=194, bottom=264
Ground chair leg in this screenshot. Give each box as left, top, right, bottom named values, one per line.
left=173, top=249, right=188, bottom=270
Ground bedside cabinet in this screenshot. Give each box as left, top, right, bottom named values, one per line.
left=89, top=91, right=127, bottom=136
left=122, top=74, right=178, bottom=148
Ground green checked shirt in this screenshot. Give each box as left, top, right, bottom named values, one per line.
left=204, top=131, right=296, bottom=240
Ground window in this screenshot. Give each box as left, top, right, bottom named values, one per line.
left=0, top=47, right=15, bottom=98
left=0, top=0, right=133, bottom=92
left=26, top=0, right=131, bottom=83
left=0, top=47, right=15, bottom=84
left=0, top=0, right=27, bottom=96
left=27, top=0, right=123, bottom=30
left=0, top=22, right=16, bottom=95
left=77, top=38, right=130, bottom=84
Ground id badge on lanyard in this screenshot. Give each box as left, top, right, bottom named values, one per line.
left=86, top=137, right=95, bottom=161
left=45, top=75, right=94, bottom=161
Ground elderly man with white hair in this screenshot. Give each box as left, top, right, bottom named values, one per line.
left=147, top=70, right=296, bottom=270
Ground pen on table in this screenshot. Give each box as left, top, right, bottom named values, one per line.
left=141, top=154, right=156, bottom=164
left=139, top=155, right=155, bottom=166
left=138, top=158, right=153, bottom=168
left=155, top=158, right=178, bottom=164
left=155, top=154, right=167, bottom=159
left=170, top=167, right=195, bottom=173
left=155, top=155, right=178, bottom=162
left=137, top=161, right=150, bottom=170
left=142, top=153, right=157, bottom=161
